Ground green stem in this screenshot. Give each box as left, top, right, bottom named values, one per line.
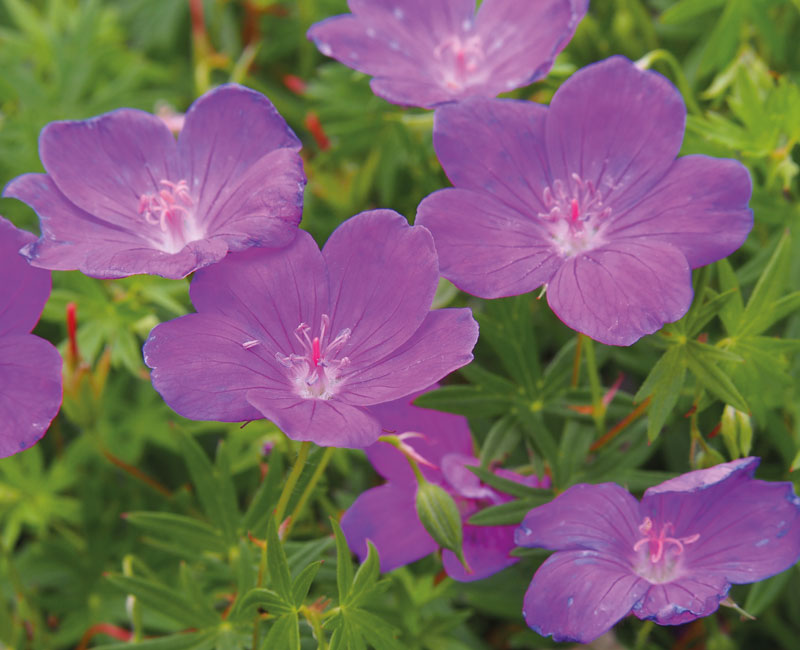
left=634, top=619, right=655, bottom=650
left=283, top=447, right=335, bottom=539
left=274, top=441, right=312, bottom=525
left=582, top=335, right=605, bottom=434
left=635, top=49, right=703, bottom=115
left=253, top=441, right=312, bottom=648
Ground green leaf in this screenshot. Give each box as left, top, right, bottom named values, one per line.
left=467, top=494, right=553, bottom=526
left=685, top=288, right=738, bottom=337
left=178, top=432, right=239, bottom=544
left=241, top=448, right=285, bottom=538
left=740, top=231, right=792, bottom=336
left=685, top=344, right=749, bottom=412
left=291, top=560, right=322, bottom=607
left=94, top=629, right=219, bottom=650
left=479, top=415, right=521, bottom=468
left=716, top=258, right=744, bottom=332
left=466, top=465, right=548, bottom=499
left=348, top=541, right=383, bottom=608
left=124, top=512, right=228, bottom=554
left=349, top=608, right=404, bottom=650
left=266, top=516, right=292, bottom=602
left=229, top=588, right=294, bottom=622
left=660, top=0, right=725, bottom=24
left=744, top=570, right=793, bottom=616
left=413, top=384, right=515, bottom=418
left=635, top=346, right=687, bottom=441
left=474, top=295, right=541, bottom=391
left=331, top=517, right=354, bottom=603
left=262, top=612, right=299, bottom=650
left=106, top=574, right=216, bottom=629
left=416, top=481, right=465, bottom=567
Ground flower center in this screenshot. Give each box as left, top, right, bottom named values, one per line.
left=138, top=179, right=202, bottom=253
left=275, top=314, right=351, bottom=400
left=538, top=174, right=611, bottom=257
left=433, top=34, right=485, bottom=90
left=632, top=516, right=700, bottom=582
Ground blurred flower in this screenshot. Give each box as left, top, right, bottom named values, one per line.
left=515, top=457, right=800, bottom=643
left=144, top=211, right=478, bottom=447
left=4, top=85, right=305, bottom=279
left=342, top=393, right=548, bottom=579
left=416, top=56, right=753, bottom=345
left=307, top=0, right=588, bottom=108
left=0, top=217, right=62, bottom=457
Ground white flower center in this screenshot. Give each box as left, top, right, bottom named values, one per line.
left=138, top=179, right=204, bottom=253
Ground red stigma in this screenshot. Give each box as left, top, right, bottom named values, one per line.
left=311, top=337, right=321, bottom=367
left=66, top=302, right=79, bottom=361
left=305, top=112, right=330, bottom=151
left=570, top=199, right=580, bottom=222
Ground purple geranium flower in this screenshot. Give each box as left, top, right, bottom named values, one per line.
left=3, top=84, right=305, bottom=279
left=342, top=392, right=548, bottom=579
left=307, top=0, right=588, bottom=108
left=143, top=210, right=478, bottom=447
left=416, top=56, right=754, bottom=345
left=515, top=458, right=800, bottom=643
left=0, top=218, right=62, bottom=457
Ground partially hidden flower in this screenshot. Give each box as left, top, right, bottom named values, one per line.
left=515, top=457, right=800, bottom=643
left=0, top=217, right=62, bottom=457
left=4, top=84, right=305, bottom=279
left=342, top=392, right=548, bottom=579
left=416, top=56, right=753, bottom=345
left=143, top=210, right=478, bottom=447
left=307, top=0, right=588, bottom=108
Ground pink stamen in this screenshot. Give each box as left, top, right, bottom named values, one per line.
left=633, top=517, right=700, bottom=564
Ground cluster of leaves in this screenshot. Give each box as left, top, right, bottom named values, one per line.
left=0, top=1, right=798, bottom=649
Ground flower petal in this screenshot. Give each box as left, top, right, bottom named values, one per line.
left=442, top=522, right=518, bottom=582
left=432, top=98, right=550, bottom=215
left=202, top=148, right=305, bottom=252
left=178, top=84, right=302, bottom=230
left=338, top=308, right=478, bottom=406
left=632, top=575, right=729, bottom=625
left=545, top=57, right=686, bottom=213
left=522, top=550, right=649, bottom=644
left=144, top=312, right=286, bottom=423
left=189, top=230, right=328, bottom=356
left=0, top=334, right=62, bottom=458
left=364, top=393, right=473, bottom=483
left=246, top=393, right=381, bottom=447
left=323, top=210, right=438, bottom=368
left=369, top=77, right=459, bottom=108
left=39, top=109, right=179, bottom=225
left=605, top=155, right=753, bottom=267
left=0, top=217, right=51, bottom=336
left=642, top=459, right=800, bottom=584
left=516, top=482, right=641, bottom=554
left=341, top=482, right=437, bottom=572
left=546, top=240, right=693, bottom=345
left=474, top=0, right=587, bottom=95
left=4, top=174, right=216, bottom=279
left=307, top=14, right=423, bottom=79
left=416, top=188, right=560, bottom=298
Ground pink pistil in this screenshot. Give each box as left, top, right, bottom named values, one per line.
left=276, top=314, right=351, bottom=399
left=633, top=517, right=700, bottom=563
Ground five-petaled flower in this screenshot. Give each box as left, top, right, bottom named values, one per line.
left=416, top=56, right=754, bottom=345
left=0, top=217, right=62, bottom=457
left=143, top=210, right=478, bottom=447
left=342, top=392, right=548, bottom=578
left=4, top=84, right=305, bottom=279
left=515, top=457, right=800, bottom=643
left=307, top=0, right=588, bottom=108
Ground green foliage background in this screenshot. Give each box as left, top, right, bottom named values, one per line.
left=0, top=0, right=798, bottom=648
